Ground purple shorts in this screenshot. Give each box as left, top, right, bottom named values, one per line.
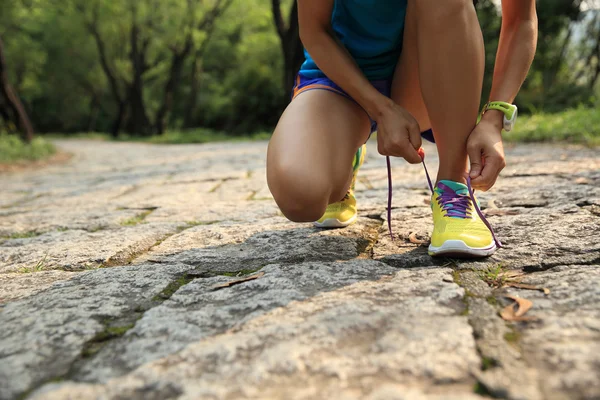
left=292, top=72, right=435, bottom=142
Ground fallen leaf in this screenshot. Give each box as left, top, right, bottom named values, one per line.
left=408, top=232, right=429, bottom=245
left=500, top=295, right=537, bottom=321
left=487, top=199, right=499, bottom=209
left=211, top=271, right=265, bottom=291
left=501, top=270, right=524, bottom=280
left=505, top=282, right=551, bottom=294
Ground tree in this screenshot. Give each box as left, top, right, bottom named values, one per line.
left=0, top=34, right=34, bottom=142
left=74, top=0, right=233, bottom=136
left=271, top=0, right=304, bottom=98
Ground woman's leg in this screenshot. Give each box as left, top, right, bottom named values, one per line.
left=267, top=90, right=371, bottom=222
left=392, top=0, right=485, bottom=183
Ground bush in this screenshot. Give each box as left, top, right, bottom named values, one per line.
left=0, top=133, right=56, bottom=163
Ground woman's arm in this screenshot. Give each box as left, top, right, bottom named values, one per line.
left=467, top=0, right=538, bottom=190
left=298, top=1, right=383, bottom=116
left=481, top=0, right=538, bottom=128
left=298, top=0, right=422, bottom=163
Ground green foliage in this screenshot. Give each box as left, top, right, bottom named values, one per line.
left=0, top=0, right=598, bottom=138
left=143, top=129, right=271, bottom=144
left=0, top=133, right=56, bottom=163
left=507, top=107, right=600, bottom=146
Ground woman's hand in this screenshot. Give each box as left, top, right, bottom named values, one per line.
left=467, top=111, right=506, bottom=191
left=374, top=99, right=422, bottom=164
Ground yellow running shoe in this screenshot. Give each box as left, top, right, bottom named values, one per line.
left=314, top=144, right=366, bottom=228
left=428, top=180, right=497, bottom=257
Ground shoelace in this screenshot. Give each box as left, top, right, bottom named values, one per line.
left=386, top=150, right=502, bottom=248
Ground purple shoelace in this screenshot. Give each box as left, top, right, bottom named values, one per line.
left=385, top=153, right=502, bottom=248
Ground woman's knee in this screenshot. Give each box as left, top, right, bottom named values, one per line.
left=267, top=160, right=331, bottom=222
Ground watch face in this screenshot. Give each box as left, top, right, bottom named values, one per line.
left=504, top=106, right=517, bottom=132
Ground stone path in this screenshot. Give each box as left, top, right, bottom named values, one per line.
left=0, top=139, right=599, bottom=400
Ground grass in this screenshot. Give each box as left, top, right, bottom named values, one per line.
left=0, top=133, right=56, bottom=163
left=48, top=128, right=271, bottom=145
left=17, top=254, right=48, bottom=273
left=13, top=107, right=600, bottom=151
left=506, top=106, right=600, bottom=146
left=120, top=210, right=152, bottom=226
left=2, top=231, right=42, bottom=240
left=478, top=265, right=506, bottom=288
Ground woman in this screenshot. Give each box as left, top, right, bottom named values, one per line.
left=266, top=0, right=537, bottom=257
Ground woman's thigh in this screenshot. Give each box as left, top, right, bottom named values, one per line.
left=267, top=89, right=371, bottom=217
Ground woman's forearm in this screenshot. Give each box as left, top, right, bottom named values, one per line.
left=489, top=18, right=538, bottom=103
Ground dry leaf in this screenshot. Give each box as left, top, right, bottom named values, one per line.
left=211, top=271, right=265, bottom=291
left=502, top=270, right=524, bottom=280
left=409, top=232, right=429, bottom=245
left=487, top=199, right=499, bottom=209
left=505, top=282, right=550, bottom=294
left=500, top=295, right=537, bottom=321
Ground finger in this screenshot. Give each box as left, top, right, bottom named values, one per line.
left=471, top=157, right=502, bottom=191
left=402, top=140, right=422, bottom=164
left=407, top=119, right=422, bottom=151
left=377, top=133, right=387, bottom=156
left=467, top=142, right=483, bottom=179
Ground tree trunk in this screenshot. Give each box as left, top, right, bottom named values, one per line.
left=156, top=0, right=233, bottom=133
left=155, top=39, right=192, bottom=134
left=111, top=101, right=127, bottom=138
left=184, top=57, right=202, bottom=128
left=272, top=0, right=304, bottom=99
left=0, top=34, right=34, bottom=142
left=126, top=23, right=152, bottom=135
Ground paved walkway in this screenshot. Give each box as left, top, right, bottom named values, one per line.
left=0, top=139, right=599, bottom=400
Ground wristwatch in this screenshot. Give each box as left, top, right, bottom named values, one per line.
left=481, top=101, right=518, bottom=132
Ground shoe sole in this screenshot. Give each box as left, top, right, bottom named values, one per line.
left=428, top=240, right=496, bottom=258
left=313, top=214, right=358, bottom=229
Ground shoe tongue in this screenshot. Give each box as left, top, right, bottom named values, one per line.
left=437, top=180, right=469, bottom=196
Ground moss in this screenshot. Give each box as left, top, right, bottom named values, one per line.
left=473, top=382, right=493, bottom=396
left=504, top=329, right=521, bottom=344
left=452, top=270, right=463, bottom=285
left=486, top=296, right=499, bottom=306
left=152, top=274, right=195, bottom=301
left=481, top=356, right=499, bottom=371
left=81, top=322, right=135, bottom=358
left=120, top=210, right=152, bottom=226
left=2, top=231, right=42, bottom=240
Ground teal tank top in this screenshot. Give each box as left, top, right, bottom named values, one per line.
left=299, top=0, right=408, bottom=80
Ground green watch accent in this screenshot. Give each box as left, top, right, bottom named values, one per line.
left=482, top=101, right=518, bottom=132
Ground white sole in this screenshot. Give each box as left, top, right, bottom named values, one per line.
left=313, top=214, right=358, bottom=229
left=428, top=240, right=497, bottom=258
